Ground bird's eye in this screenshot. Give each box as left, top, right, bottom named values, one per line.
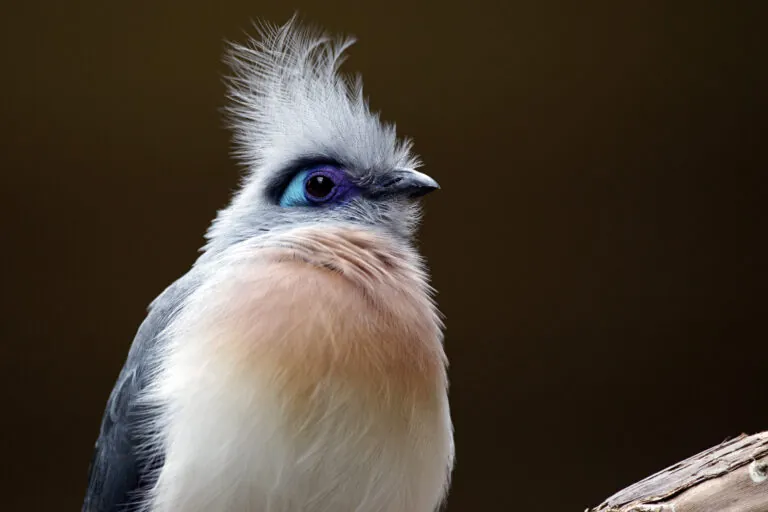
left=278, top=165, right=357, bottom=207
left=304, top=173, right=336, bottom=200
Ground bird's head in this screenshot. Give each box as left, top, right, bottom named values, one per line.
left=202, top=17, right=438, bottom=256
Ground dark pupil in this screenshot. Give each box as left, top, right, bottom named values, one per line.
left=305, top=174, right=335, bottom=199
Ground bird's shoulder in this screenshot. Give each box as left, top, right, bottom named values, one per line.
left=82, top=275, right=195, bottom=512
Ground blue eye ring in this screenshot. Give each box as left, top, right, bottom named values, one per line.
left=278, top=165, right=358, bottom=207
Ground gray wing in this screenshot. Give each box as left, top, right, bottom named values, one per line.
left=82, top=276, right=193, bottom=512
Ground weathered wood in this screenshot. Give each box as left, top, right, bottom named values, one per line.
left=589, top=431, right=768, bottom=512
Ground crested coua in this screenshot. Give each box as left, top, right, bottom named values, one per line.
left=83, top=17, right=454, bottom=512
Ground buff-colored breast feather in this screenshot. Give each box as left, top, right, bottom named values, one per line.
left=147, top=226, right=452, bottom=512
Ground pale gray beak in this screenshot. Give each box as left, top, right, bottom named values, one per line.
left=367, top=169, right=440, bottom=199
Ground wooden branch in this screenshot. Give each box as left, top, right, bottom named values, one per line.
left=589, top=431, right=768, bottom=512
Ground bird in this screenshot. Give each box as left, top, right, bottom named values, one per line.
left=82, top=16, right=454, bottom=512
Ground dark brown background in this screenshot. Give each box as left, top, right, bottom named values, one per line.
left=1, top=1, right=766, bottom=510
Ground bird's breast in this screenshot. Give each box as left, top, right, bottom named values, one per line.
left=190, top=226, right=445, bottom=407
left=147, top=226, right=452, bottom=511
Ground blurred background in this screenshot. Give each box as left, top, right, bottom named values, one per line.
left=1, top=1, right=766, bottom=510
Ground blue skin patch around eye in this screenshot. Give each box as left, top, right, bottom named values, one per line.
left=279, top=166, right=359, bottom=207
left=279, top=169, right=311, bottom=207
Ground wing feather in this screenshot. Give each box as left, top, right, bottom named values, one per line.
left=82, top=277, right=193, bottom=512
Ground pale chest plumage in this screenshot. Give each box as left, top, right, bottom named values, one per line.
left=144, top=227, right=453, bottom=512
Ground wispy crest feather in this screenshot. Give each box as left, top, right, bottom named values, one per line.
left=224, top=16, right=419, bottom=175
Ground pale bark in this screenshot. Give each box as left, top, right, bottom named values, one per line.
left=589, top=431, right=768, bottom=512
